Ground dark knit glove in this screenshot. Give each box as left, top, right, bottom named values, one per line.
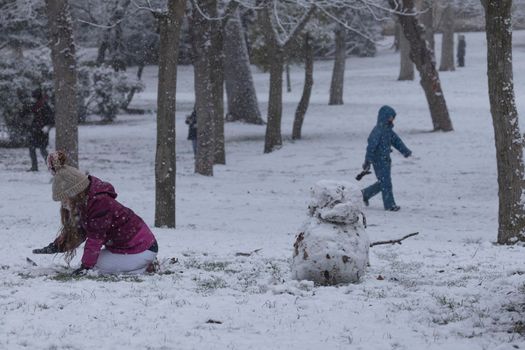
left=71, top=265, right=90, bottom=276
left=32, top=242, right=59, bottom=254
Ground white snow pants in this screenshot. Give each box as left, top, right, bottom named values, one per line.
left=94, top=249, right=157, bottom=275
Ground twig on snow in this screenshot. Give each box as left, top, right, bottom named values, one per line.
left=370, top=232, right=419, bottom=247
left=26, top=257, right=38, bottom=266
left=235, top=248, right=262, bottom=257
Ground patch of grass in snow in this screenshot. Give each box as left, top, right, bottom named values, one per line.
left=435, top=295, right=463, bottom=310
left=50, top=272, right=143, bottom=283
left=17, top=272, right=34, bottom=279
left=266, top=261, right=285, bottom=284
left=2, top=280, right=23, bottom=288
left=511, top=321, right=525, bottom=335
left=35, top=303, right=49, bottom=310
left=48, top=345, right=80, bottom=350
left=363, top=287, right=388, bottom=299
left=201, top=261, right=232, bottom=272
left=195, top=275, right=227, bottom=293
left=456, top=264, right=480, bottom=273
left=184, top=258, right=240, bottom=273
left=431, top=294, right=486, bottom=327
left=462, top=237, right=483, bottom=244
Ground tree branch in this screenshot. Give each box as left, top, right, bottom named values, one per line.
left=370, top=232, right=419, bottom=247
left=221, top=0, right=241, bottom=30
left=283, top=5, right=316, bottom=51
left=191, top=0, right=239, bottom=22
left=257, top=0, right=281, bottom=47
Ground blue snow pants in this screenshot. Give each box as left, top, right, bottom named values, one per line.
left=362, top=161, right=396, bottom=210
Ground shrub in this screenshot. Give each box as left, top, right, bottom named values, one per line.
left=0, top=55, right=144, bottom=145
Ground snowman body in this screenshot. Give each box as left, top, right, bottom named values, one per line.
left=292, top=180, right=370, bottom=285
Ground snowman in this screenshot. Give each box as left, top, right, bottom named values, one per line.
left=291, top=180, right=370, bottom=285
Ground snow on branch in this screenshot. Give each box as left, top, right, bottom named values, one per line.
left=76, top=18, right=125, bottom=29
left=190, top=0, right=242, bottom=22
left=131, top=0, right=164, bottom=16
left=316, top=6, right=380, bottom=44
left=282, top=5, right=316, bottom=49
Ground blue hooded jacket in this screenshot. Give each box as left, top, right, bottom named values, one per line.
left=365, top=105, right=411, bottom=164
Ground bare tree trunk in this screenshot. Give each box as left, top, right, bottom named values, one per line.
left=329, top=24, right=346, bottom=105
left=122, top=64, right=144, bottom=112
left=264, top=47, right=284, bottom=153
left=439, top=2, right=455, bottom=72
left=390, top=0, right=453, bottom=131
left=96, top=0, right=131, bottom=69
left=398, top=22, right=414, bottom=80
left=45, top=0, right=79, bottom=167
left=154, top=0, right=186, bottom=228
left=210, top=2, right=225, bottom=165
left=418, top=0, right=435, bottom=52
left=393, top=21, right=400, bottom=51
left=258, top=1, right=315, bottom=153
left=292, top=34, right=314, bottom=140
left=192, top=0, right=215, bottom=175
left=483, top=0, right=525, bottom=243
left=223, top=9, right=263, bottom=124
left=286, top=63, right=292, bottom=93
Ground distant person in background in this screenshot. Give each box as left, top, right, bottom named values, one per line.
left=457, top=34, right=466, bottom=67
left=185, top=109, right=197, bottom=157
left=23, top=88, right=54, bottom=171
left=361, top=105, right=412, bottom=212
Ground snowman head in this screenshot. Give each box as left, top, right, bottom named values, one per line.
left=308, top=180, right=363, bottom=225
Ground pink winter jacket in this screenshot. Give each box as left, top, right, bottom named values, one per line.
left=79, top=176, right=156, bottom=268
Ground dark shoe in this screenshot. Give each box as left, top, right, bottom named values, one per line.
left=26, top=168, right=38, bottom=172
left=362, top=191, right=369, bottom=207
left=387, top=205, right=401, bottom=212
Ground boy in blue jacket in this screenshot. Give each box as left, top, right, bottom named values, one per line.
left=362, top=105, right=412, bottom=211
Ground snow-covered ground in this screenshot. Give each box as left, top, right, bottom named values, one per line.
left=1, top=31, right=525, bottom=350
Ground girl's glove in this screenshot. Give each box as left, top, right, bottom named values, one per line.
left=72, top=265, right=90, bottom=276
left=32, top=242, right=59, bottom=254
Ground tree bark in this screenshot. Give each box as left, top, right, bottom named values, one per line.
left=390, top=0, right=453, bottom=131
left=154, top=0, right=186, bottom=228
left=96, top=0, right=131, bottom=70
left=418, top=0, right=435, bottom=52
left=393, top=21, right=400, bottom=51
left=483, top=0, right=525, bottom=243
left=192, top=0, right=215, bottom=175
left=210, top=2, right=225, bottom=165
left=329, top=24, right=346, bottom=105
left=122, top=64, right=144, bottom=112
left=286, top=63, right=292, bottom=93
left=223, top=9, right=263, bottom=125
left=45, top=0, right=79, bottom=167
left=398, top=22, right=414, bottom=80
left=439, top=2, right=455, bottom=72
left=258, top=1, right=315, bottom=153
left=292, top=34, right=314, bottom=140
left=264, top=46, right=284, bottom=153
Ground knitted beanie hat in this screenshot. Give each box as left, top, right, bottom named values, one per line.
left=47, top=151, right=90, bottom=202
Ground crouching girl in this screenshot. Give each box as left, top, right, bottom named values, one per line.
left=33, top=151, right=158, bottom=275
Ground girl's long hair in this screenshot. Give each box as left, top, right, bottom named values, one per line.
left=55, top=190, right=88, bottom=264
